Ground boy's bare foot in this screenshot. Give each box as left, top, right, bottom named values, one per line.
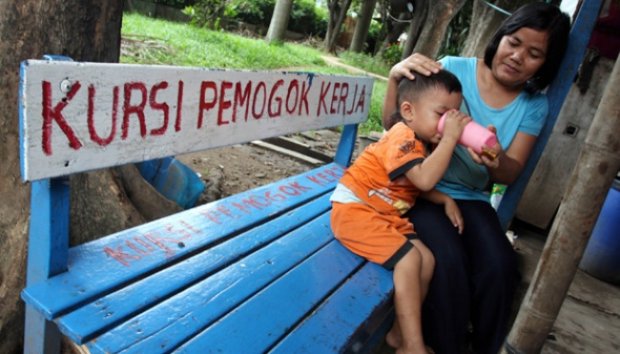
left=393, top=337, right=431, bottom=354
left=386, top=322, right=402, bottom=348
left=395, top=344, right=429, bottom=354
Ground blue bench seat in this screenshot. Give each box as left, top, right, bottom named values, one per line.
left=22, top=164, right=394, bottom=353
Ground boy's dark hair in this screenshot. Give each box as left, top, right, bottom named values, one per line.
left=397, top=69, right=462, bottom=106
left=484, top=2, right=571, bottom=94
left=387, top=69, right=462, bottom=129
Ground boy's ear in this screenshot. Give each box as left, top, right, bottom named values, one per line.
left=400, top=101, right=414, bottom=122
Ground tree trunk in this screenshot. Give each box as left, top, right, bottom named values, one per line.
left=266, top=0, right=294, bottom=43
left=373, top=0, right=390, bottom=55
left=375, top=12, right=410, bottom=58
left=460, top=0, right=531, bottom=57
left=349, top=0, right=378, bottom=52
left=324, top=0, right=353, bottom=53
left=389, top=12, right=412, bottom=44
left=69, top=166, right=183, bottom=245
left=0, top=1, right=175, bottom=352
left=402, top=0, right=429, bottom=59
left=413, top=0, right=466, bottom=58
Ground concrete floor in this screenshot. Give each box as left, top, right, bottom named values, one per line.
left=513, top=222, right=620, bottom=354
left=373, top=221, right=620, bottom=354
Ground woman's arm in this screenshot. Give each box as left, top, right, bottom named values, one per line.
left=491, top=132, right=537, bottom=183
left=382, top=54, right=442, bottom=129
left=382, top=75, right=400, bottom=129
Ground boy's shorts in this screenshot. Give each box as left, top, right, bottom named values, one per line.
left=331, top=202, right=417, bottom=269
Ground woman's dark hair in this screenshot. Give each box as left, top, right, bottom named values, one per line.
left=387, top=69, right=462, bottom=129
left=483, top=2, right=571, bottom=93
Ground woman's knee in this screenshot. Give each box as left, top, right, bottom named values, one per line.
left=432, top=241, right=468, bottom=275
left=489, top=236, right=518, bottom=274
left=478, top=250, right=518, bottom=289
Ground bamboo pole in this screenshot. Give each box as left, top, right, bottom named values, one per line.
left=503, top=54, right=620, bottom=353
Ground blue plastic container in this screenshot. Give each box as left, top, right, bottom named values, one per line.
left=579, top=177, right=620, bottom=284
left=137, top=157, right=206, bottom=209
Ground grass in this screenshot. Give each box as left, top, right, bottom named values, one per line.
left=121, top=13, right=390, bottom=133
left=121, top=13, right=325, bottom=69
left=339, top=51, right=391, bottom=78
left=366, top=80, right=387, bottom=132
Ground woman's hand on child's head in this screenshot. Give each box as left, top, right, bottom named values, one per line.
left=444, top=198, right=464, bottom=234
left=390, top=53, right=442, bottom=81
left=441, top=110, right=471, bottom=143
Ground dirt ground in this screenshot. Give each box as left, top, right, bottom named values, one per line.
left=120, top=36, right=383, bottom=206
left=176, top=129, right=349, bottom=205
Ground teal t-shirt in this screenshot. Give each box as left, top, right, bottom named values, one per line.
left=436, top=56, right=548, bottom=201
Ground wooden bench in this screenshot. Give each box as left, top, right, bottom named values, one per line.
left=20, top=57, right=392, bottom=354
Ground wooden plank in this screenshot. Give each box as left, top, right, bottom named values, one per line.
left=567, top=271, right=620, bottom=317
left=251, top=140, right=325, bottom=165
left=541, top=296, right=620, bottom=354
left=23, top=178, right=69, bottom=354
left=57, top=193, right=332, bottom=344
left=19, top=60, right=373, bottom=181
left=85, top=212, right=340, bottom=354
left=264, top=136, right=333, bottom=163
left=335, top=124, right=359, bottom=166
left=171, top=240, right=363, bottom=354
left=24, top=308, right=62, bottom=354
left=516, top=58, right=614, bottom=229
left=270, top=262, right=393, bottom=354
left=21, top=163, right=344, bottom=320
left=25, top=178, right=70, bottom=284
left=514, top=229, right=620, bottom=354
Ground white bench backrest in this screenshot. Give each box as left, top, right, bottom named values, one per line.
left=20, top=60, right=373, bottom=181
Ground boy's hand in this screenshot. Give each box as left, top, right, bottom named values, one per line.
left=441, top=110, right=471, bottom=144
left=444, top=197, right=464, bottom=234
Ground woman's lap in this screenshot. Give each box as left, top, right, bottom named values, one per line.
left=408, top=199, right=470, bottom=353
left=458, top=200, right=519, bottom=354
left=408, top=198, right=518, bottom=354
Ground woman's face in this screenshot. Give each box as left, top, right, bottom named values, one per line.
left=492, top=27, right=549, bottom=89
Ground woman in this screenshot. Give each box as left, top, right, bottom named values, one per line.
left=382, top=3, right=570, bottom=354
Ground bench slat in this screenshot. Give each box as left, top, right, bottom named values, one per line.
left=86, top=212, right=340, bottom=354
left=270, top=263, right=393, bottom=354
left=57, top=193, right=332, bottom=344
left=22, top=163, right=344, bottom=320
left=172, top=240, right=363, bottom=354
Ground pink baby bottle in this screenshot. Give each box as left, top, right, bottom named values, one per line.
left=437, top=113, right=499, bottom=160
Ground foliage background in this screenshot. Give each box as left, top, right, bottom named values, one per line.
left=121, top=13, right=387, bottom=133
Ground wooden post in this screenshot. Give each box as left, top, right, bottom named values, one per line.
left=503, top=54, right=620, bottom=353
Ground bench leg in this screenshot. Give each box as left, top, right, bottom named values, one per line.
left=24, top=305, right=60, bottom=354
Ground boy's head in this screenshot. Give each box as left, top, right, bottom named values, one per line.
left=397, top=69, right=463, bottom=144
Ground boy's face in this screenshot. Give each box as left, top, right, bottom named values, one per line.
left=401, top=87, right=463, bottom=144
